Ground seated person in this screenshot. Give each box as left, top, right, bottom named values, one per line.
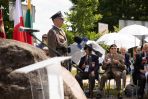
left=132, top=46, right=141, bottom=85
left=36, top=34, right=47, bottom=49
left=99, top=44, right=125, bottom=98
left=134, top=43, right=148, bottom=99
left=120, top=47, right=131, bottom=88
left=75, top=44, right=99, bottom=98
left=120, top=47, right=131, bottom=74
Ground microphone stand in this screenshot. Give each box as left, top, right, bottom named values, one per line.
left=29, top=32, right=61, bottom=56
left=21, top=27, right=83, bottom=72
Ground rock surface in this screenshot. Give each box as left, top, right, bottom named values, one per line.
left=0, top=39, right=86, bottom=99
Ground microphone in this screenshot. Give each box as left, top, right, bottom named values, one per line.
left=19, top=26, right=40, bottom=32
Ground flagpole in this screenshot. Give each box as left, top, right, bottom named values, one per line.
left=0, top=6, right=6, bottom=39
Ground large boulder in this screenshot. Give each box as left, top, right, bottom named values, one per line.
left=0, top=39, right=86, bottom=99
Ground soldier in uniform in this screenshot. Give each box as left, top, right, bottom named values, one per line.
left=47, top=11, right=68, bottom=57
left=99, top=44, right=125, bottom=99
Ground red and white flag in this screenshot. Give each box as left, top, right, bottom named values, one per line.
left=0, top=8, right=6, bottom=38
left=13, top=0, right=26, bottom=42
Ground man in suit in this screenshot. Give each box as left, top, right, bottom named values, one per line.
left=120, top=47, right=131, bottom=88
left=47, top=11, right=68, bottom=57
left=134, top=43, right=148, bottom=99
left=99, top=44, right=125, bottom=99
left=120, top=47, right=131, bottom=74
left=75, top=44, right=99, bottom=98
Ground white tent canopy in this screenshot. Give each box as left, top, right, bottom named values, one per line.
left=96, top=32, right=140, bottom=49
left=144, top=36, right=148, bottom=42
left=118, top=24, right=148, bottom=36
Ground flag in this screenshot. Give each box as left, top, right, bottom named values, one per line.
left=25, top=0, right=33, bottom=44
left=0, top=8, right=6, bottom=38
left=13, top=0, right=26, bottom=42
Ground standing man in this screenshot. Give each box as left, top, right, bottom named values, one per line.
left=47, top=11, right=68, bottom=57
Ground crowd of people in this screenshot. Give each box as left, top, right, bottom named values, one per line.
left=33, top=11, right=148, bottom=99
left=74, top=43, right=148, bottom=99
left=132, top=43, right=148, bottom=99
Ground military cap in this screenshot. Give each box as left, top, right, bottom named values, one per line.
left=51, top=11, right=63, bottom=20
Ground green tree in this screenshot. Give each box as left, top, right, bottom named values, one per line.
left=98, top=0, right=148, bottom=31
left=85, top=31, right=101, bottom=40
left=68, top=0, right=102, bottom=37
left=62, top=23, right=74, bottom=44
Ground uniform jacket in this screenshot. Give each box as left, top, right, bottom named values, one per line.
left=102, top=53, right=125, bottom=73
left=47, top=25, right=67, bottom=57
left=134, top=52, right=147, bottom=73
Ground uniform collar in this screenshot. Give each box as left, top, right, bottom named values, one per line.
left=53, top=25, right=61, bottom=30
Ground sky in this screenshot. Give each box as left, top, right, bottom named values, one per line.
left=30, top=0, right=73, bottom=40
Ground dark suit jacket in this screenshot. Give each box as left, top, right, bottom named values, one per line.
left=125, top=53, right=131, bottom=66
left=36, top=43, right=45, bottom=49
left=78, top=54, right=99, bottom=73
left=102, top=53, right=125, bottom=72
left=134, top=52, right=145, bottom=74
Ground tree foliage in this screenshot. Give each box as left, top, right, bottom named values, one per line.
left=69, top=0, right=148, bottom=32
left=68, top=0, right=102, bottom=37
left=62, top=23, right=74, bottom=44
left=98, top=0, right=148, bottom=31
